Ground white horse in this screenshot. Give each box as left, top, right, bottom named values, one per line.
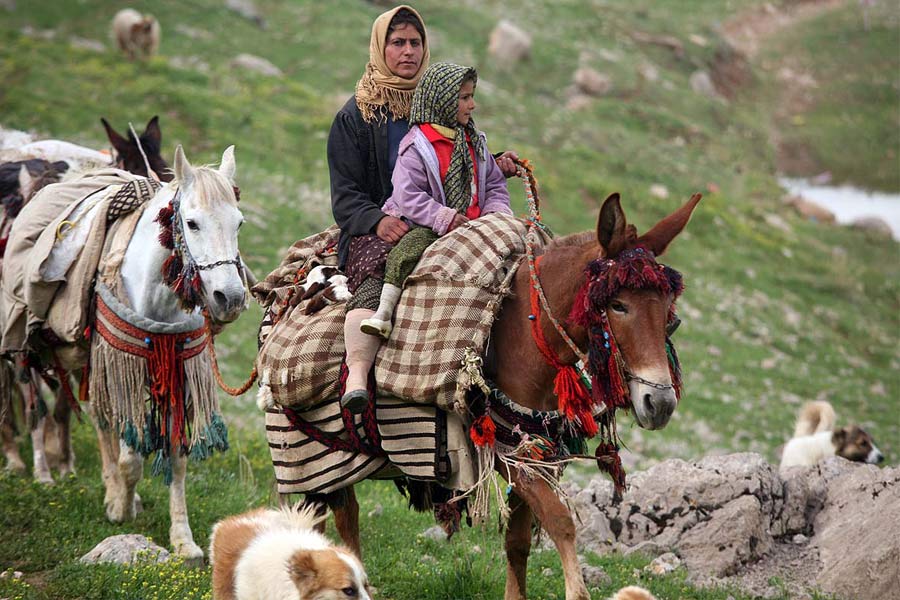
left=89, top=145, right=246, bottom=561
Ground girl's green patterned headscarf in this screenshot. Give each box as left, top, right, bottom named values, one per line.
left=410, top=62, right=484, bottom=213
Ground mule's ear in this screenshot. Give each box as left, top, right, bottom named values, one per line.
left=174, top=145, right=194, bottom=186
left=17, top=165, right=33, bottom=199
left=218, top=145, right=236, bottom=183
left=637, top=193, right=702, bottom=257
left=143, top=115, right=161, bottom=145
left=596, top=193, right=632, bottom=257
left=101, top=117, right=129, bottom=155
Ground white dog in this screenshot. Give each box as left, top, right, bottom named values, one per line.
left=210, top=504, right=371, bottom=600
left=780, top=401, right=884, bottom=472
left=111, top=8, right=160, bottom=60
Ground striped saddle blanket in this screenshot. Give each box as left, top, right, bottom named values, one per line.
left=254, top=213, right=541, bottom=413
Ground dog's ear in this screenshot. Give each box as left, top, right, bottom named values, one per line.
left=831, top=427, right=848, bottom=450
left=287, top=549, right=321, bottom=592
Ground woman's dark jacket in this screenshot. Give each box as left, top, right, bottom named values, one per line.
left=328, top=97, right=397, bottom=268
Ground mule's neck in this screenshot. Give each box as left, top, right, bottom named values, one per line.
left=492, top=240, right=597, bottom=412
left=119, top=186, right=195, bottom=324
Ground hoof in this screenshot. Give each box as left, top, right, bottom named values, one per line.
left=360, top=317, right=391, bottom=339
left=340, top=389, right=369, bottom=414
left=134, top=492, right=143, bottom=515
left=34, top=470, right=54, bottom=485
left=4, top=458, right=26, bottom=475
left=174, top=540, right=204, bottom=567
left=105, top=497, right=136, bottom=523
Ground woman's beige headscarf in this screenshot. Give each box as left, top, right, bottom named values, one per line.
left=355, top=5, right=430, bottom=124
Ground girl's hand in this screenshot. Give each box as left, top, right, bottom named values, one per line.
left=496, top=150, right=519, bottom=178
left=376, top=216, right=410, bottom=243
left=448, top=213, right=470, bottom=232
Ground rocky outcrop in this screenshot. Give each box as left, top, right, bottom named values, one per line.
left=80, top=534, right=171, bottom=565
left=487, top=21, right=531, bottom=69
left=568, top=453, right=899, bottom=599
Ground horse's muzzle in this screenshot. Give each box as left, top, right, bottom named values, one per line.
left=209, top=285, right=246, bottom=323
left=631, top=381, right=677, bottom=430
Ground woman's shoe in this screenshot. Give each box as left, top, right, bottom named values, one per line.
left=340, top=388, right=370, bottom=414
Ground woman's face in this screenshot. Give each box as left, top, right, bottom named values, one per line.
left=384, top=23, right=424, bottom=79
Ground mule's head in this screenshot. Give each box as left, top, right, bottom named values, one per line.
left=101, top=115, right=172, bottom=182
left=576, top=192, right=700, bottom=431
left=172, top=145, right=246, bottom=323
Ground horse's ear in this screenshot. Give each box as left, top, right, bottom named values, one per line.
left=101, top=117, right=129, bottom=155
left=17, top=165, right=33, bottom=199
left=637, top=193, right=702, bottom=257
left=218, top=145, right=236, bottom=183
left=596, top=193, right=632, bottom=258
left=143, top=116, right=161, bottom=145
left=174, top=145, right=194, bottom=186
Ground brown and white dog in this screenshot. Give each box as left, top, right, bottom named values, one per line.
left=779, top=401, right=884, bottom=472
left=111, top=8, right=160, bottom=60
left=609, top=586, right=657, bottom=600
left=209, top=504, right=372, bottom=600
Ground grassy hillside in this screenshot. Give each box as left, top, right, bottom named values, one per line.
left=0, top=1, right=897, bottom=598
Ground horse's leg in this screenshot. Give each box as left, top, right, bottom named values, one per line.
left=504, top=491, right=533, bottom=600
left=23, top=382, right=53, bottom=484
left=1, top=404, right=25, bottom=474
left=332, top=485, right=361, bottom=557
left=509, top=472, right=588, bottom=600
left=50, top=388, right=74, bottom=477
left=169, top=450, right=203, bottom=563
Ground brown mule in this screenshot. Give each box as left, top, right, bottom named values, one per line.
left=309, top=192, right=701, bottom=599
left=101, top=115, right=172, bottom=182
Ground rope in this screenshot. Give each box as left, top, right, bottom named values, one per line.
left=204, top=311, right=258, bottom=396
left=128, top=122, right=159, bottom=182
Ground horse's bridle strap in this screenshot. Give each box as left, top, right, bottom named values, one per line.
left=195, top=256, right=241, bottom=271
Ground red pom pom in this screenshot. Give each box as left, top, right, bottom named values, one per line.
left=469, top=414, right=496, bottom=448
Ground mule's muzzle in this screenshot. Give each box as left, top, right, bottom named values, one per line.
left=631, top=381, right=677, bottom=430
left=209, top=284, right=246, bottom=323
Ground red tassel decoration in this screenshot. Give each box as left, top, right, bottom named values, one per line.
left=155, top=203, right=176, bottom=249
left=469, top=414, right=496, bottom=448
left=596, top=442, right=625, bottom=497
left=554, top=366, right=598, bottom=437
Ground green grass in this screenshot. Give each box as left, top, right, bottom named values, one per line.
left=0, top=0, right=897, bottom=598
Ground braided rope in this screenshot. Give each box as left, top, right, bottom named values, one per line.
left=204, top=311, right=258, bottom=396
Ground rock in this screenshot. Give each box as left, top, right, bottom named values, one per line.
left=419, top=525, right=447, bottom=542
left=689, top=70, right=719, bottom=99
left=573, top=68, right=611, bottom=97
left=689, top=33, right=709, bottom=47
left=230, top=53, right=283, bottom=77
left=541, top=567, right=554, bottom=577
left=487, top=21, right=531, bottom=69
left=622, top=540, right=667, bottom=559
left=763, top=213, right=791, bottom=233
left=639, top=62, right=659, bottom=82
left=69, top=37, right=105, bottom=52
left=580, top=564, right=610, bottom=587
left=649, top=184, right=669, bottom=199
left=645, top=552, right=680, bottom=575
left=367, top=503, right=383, bottom=518
left=813, top=464, right=900, bottom=599
left=225, top=0, right=266, bottom=28
left=80, top=534, right=170, bottom=565
left=0, top=570, right=23, bottom=580
left=784, top=196, right=835, bottom=224
left=566, top=91, right=594, bottom=112
left=850, top=216, right=892, bottom=238
left=792, top=534, right=808, bottom=545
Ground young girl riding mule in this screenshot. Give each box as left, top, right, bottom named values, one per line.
left=341, top=62, right=513, bottom=413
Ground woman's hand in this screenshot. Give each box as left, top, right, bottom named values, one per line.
left=448, top=213, right=470, bottom=232
left=376, top=216, right=410, bottom=243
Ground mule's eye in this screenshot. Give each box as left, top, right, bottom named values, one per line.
left=342, top=587, right=357, bottom=597
left=609, top=301, right=628, bottom=314
left=666, top=316, right=682, bottom=337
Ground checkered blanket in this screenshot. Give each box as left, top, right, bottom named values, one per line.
left=254, top=213, right=541, bottom=412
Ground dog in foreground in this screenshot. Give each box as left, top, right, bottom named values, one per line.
left=210, top=504, right=371, bottom=600
left=780, top=401, right=884, bottom=472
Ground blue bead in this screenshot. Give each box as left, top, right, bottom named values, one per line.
left=604, top=342, right=610, bottom=349
left=144, top=337, right=151, bottom=345
left=528, top=314, right=536, bottom=321
left=506, top=484, right=513, bottom=496
left=603, top=331, right=609, bottom=339
left=185, top=337, right=191, bottom=343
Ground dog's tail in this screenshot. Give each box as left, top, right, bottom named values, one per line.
left=279, top=500, right=328, bottom=531
left=794, top=401, right=836, bottom=437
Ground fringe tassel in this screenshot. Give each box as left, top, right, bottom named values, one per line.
left=553, top=366, right=597, bottom=437
left=469, top=414, right=496, bottom=448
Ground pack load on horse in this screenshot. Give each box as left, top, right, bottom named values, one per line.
left=0, top=117, right=173, bottom=482
left=0, top=144, right=247, bottom=560
left=254, top=160, right=701, bottom=599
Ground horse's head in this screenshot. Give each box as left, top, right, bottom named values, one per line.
left=167, top=144, right=246, bottom=323
left=101, top=116, right=172, bottom=182
left=573, top=192, right=700, bottom=431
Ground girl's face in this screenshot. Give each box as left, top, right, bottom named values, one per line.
left=456, top=81, right=476, bottom=126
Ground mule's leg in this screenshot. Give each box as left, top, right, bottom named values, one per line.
left=169, top=451, right=203, bottom=563
left=51, top=390, right=74, bottom=477
left=510, top=473, right=588, bottom=600
left=106, top=440, right=143, bottom=522
left=332, top=485, right=361, bottom=557
left=23, top=383, right=53, bottom=484
left=504, top=491, right=534, bottom=600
